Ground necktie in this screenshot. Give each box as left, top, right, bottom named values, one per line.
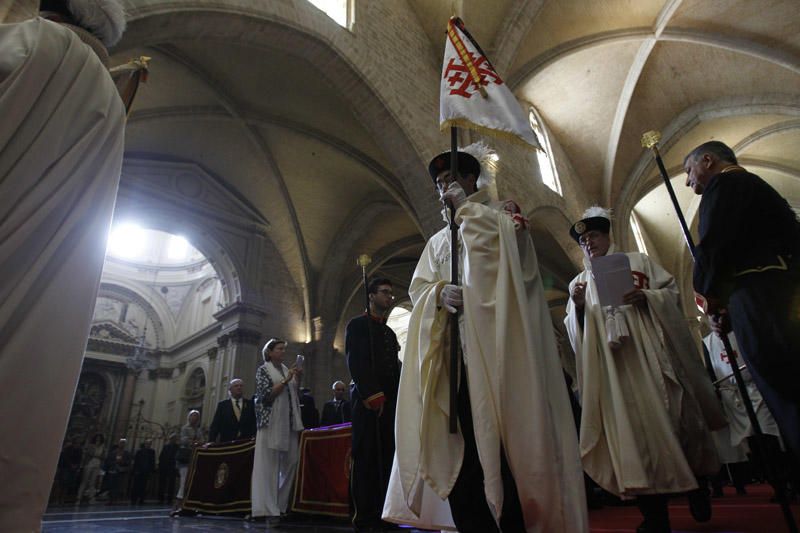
left=234, top=399, right=241, bottom=421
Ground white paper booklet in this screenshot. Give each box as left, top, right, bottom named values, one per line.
left=590, top=253, right=634, bottom=307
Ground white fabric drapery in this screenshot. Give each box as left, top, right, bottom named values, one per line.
left=384, top=190, right=588, bottom=532
left=0, top=17, right=125, bottom=531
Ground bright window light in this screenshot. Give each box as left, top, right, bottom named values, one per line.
left=529, top=108, right=562, bottom=195
left=108, top=224, right=147, bottom=258
left=630, top=212, right=649, bottom=255
left=307, top=0, right=348, bottom=27
left=167, top=235, right=189, bottom=260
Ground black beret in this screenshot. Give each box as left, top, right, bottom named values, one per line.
left=428, top=151, right=481, bottom=182
left=569, top=216, right=610, bottom=243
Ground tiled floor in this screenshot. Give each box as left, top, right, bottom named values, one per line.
left=41, top=505, right=425, bottom=532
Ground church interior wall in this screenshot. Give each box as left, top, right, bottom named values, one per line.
left=13, top=2, right=796, bottom=509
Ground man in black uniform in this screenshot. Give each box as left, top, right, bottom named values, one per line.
left=685, top=140, right=800, bottom=459
left=346, top=278, right=401, bottom=532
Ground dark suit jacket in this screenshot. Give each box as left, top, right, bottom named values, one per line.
left=320, top=399, right=352, bottom=426
left=208, top=397, right=257, bottom=443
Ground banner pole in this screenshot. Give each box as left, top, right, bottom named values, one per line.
left=449, top=126, right=459, bottom=435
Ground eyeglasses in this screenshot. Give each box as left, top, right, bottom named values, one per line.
left=376, top=289, right=395, bottom=298
left=578, top=231, right=604, bottom=246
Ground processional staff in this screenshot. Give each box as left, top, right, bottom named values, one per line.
left=357, top=254, right=384, bottom=486
left=641, top=131, right=798, bottom=533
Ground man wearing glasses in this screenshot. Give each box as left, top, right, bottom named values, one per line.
left=565, top=207, right=725, bottom=533
left=346, top=278, right=401, bottom=532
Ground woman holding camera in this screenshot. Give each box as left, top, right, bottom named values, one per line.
left=251, top=338, right=304, bottom=520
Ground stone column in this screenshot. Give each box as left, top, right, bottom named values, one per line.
left=112, top=370, right=138, bottom=441
left=214, top=303, right=266, bottom=397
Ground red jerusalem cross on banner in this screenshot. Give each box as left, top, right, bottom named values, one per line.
left=439, top=17, right=540, bottom=148
left=443, top=53, right=502, bottom=99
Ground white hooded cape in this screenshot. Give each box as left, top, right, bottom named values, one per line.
left=704, top=333, right=781, bottom=447
left=383, top=190, right=588, bottom=532
left=564, top=248, right=724, bottom=498
left=0, top=17, right=125, bottom=531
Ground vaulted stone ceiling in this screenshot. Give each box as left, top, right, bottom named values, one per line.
left=104, top=0, right=799, bottom=336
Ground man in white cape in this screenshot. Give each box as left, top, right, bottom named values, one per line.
left=383, top=145, right=588, bottom=533
left=564, top=207, right=725, bottom=533
left=704, top=332, right=781, bottom=450
left=0, top=2, right=126, bottom=529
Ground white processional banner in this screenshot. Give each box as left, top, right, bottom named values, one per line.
left=439, top=17, right=540, bottom=149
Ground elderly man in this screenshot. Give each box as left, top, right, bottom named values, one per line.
left=685, top=141, right=800, bottom=460
left=564, top=207, right=725, bottom=533
left=384, top=145, right=588, bottom=533
left=208, top=378, right=257, bottom=443
left=320, top=381, right=352, bottom=426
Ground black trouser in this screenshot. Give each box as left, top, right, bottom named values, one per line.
left=729, top=266, right=800, bottom=461
left=350, top=398, right=395, bottom=528
left=636, top=494, right=670, bottom=533
left=447, top=364, right=525, bottom=533
left=158, top=468, right=177, bottom=503
left=131, top=472, right=150, bottom=504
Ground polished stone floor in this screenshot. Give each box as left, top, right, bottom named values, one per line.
left=42, top=504, right=427, bottom=532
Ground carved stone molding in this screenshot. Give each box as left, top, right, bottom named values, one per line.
left=150, top=367, right=174, bottom=380
left=213, top=302, right=268, bottom=322
left=218, top=328, right=262, bottom=347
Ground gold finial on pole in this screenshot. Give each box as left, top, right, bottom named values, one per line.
left=641, top=130, right=662, bottom=150
left=357, top=254, right=372, bottom=269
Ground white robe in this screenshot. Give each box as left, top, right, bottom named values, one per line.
left=704, top=333, right=781, bottom=448
left=384, top=189, right=588, bottom=532
left=564, top=248, right=724, bottom=498
left=0, top=17, right=125, bottom=531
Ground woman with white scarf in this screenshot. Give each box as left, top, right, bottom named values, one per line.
left=251, top=338, right=304, bottom=521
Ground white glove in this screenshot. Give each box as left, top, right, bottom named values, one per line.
left=439, top=284, right=463, bottom=313
left=440, top=181, right=467, bottom=211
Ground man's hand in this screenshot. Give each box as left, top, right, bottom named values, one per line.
left=441, top=182, right=467, bottom=211
left=571, top=282, right=587, bottom=311
left=440, top=284, right=463, bottom=313
left=622, top=288, right=647, bottom=307
left=711, top=309, right=732, bottom=335
left=362, top=400, right=385, bottom=417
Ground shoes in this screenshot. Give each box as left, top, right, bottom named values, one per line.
left=636, top=521, right=671, bottom=533
left=687, top=486, right=712, bottom=522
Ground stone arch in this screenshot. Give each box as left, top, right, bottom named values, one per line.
left=115, top=3, right=443, bottom=236
left=96, top=283, right=168, bottom=350
left=114, top=162, right=245, bottom=308
left=65, top=370, right=112, bottom=443
left=181, top=364, right=208, bottom=421
left=616, top=95, right=800, bottom=229
left=527, top=204, right=583, bottom=288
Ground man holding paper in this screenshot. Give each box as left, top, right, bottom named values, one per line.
left=564, top=207, right=725, bottom=533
